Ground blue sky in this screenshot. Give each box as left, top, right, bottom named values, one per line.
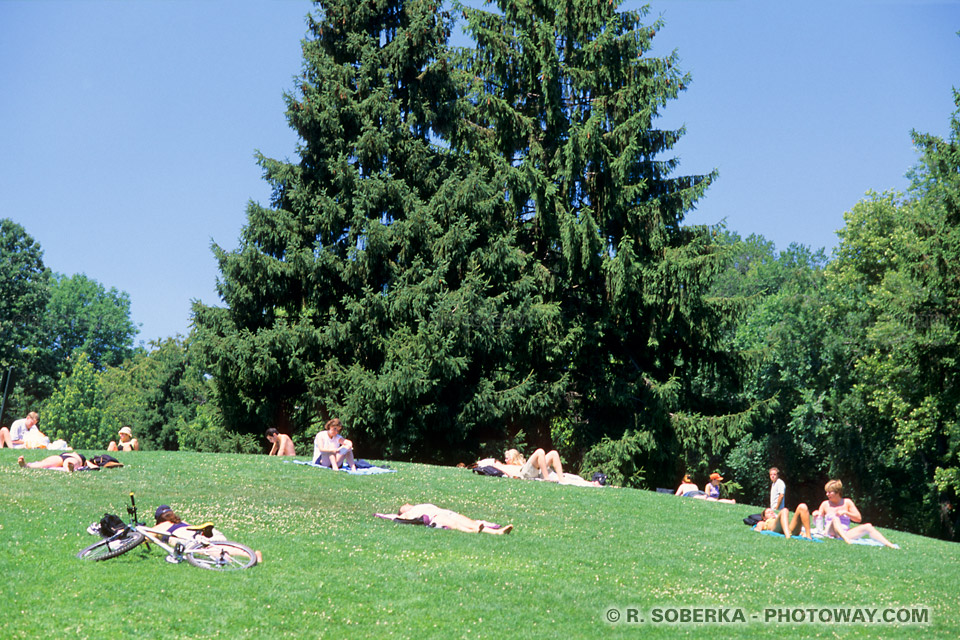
left=1, top=0, right=957, bottom=344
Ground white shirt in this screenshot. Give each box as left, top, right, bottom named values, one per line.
left=313, top=430, right=344, bottom=466
left=10, top=418, right=31, bottom=447
left=770, top=478, right=786, bottom=510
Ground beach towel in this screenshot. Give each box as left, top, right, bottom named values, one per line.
left=756, top=530, right=824, bottom=542
left=290, top=460, right=396, bottom=475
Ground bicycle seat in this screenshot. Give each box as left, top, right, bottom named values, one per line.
left=186, top=522, right=216, bottom=538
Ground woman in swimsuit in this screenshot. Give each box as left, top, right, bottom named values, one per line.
left=704, top=473, right=736, bottom=503
left=814, top=480, right=899, bottom=548
left=18, top=451, right=89, bottom=472
left=108, top=426, right=139, bottom=452
left=754, top=504, right=813, bottom=539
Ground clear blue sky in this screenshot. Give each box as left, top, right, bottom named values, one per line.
left=2, top=0, right=957, bottom=345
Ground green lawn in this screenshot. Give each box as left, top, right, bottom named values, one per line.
left=2, top=450, right=957, bottom=639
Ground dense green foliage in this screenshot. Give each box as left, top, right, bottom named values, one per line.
left=193, top=0, right=743, bottom=484
left=3, top=451, right=957, bottom=639
left=0, top=219, right=52, bottom=416
left=704, top=92, right=960, bottom=540
left=41, top=273, right=137, bottom=372
left=40, top=352, right=113, bottom=449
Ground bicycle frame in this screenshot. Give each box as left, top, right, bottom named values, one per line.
left=80, top=492, right=257, bottom=569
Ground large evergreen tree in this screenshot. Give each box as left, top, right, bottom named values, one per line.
left=457, top=0, right=743, bottom=483
left=193, top=0, right=558, bottom=460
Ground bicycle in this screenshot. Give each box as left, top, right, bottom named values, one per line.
left=77, top=493, right=258, bottom=570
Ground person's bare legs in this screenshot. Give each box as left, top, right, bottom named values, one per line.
left=525, top=449, right=548, bottom=479
left=107, top=441, right=119, bottom=452
left=544, top=450, right=564, bottom=482
left=780, top=504, right=812, bottom=539
left=20, top=454, right=68, bottom=469
left=845, top=523, right=899, bottom=549
left=0, top=427, right=12, bottom=448
left=336, top=448, right=357, bottom=471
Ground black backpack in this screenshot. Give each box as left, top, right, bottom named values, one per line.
left=99, top=513, right=126, bottom=537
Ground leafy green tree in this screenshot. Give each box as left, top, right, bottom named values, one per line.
left=100, top=336, right=214, bottom=451
left=823, top=90, right=960, bottom=538
left=194, top=0, right=554, bottom=460
left=457, top=0, right=744, bottom=484
left=41, top=273, right=138, bottom=372
left=0, top=219, right=52, bottom=420
left=40, top=352, right=112, bottom=449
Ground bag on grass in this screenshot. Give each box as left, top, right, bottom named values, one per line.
left=472, top=465, right=506, bottom=477
left=98, top=513, right=126, bottom=537
left=90, top=454, right=123, bottom=469
left=743, top=513, right=764, bottom=526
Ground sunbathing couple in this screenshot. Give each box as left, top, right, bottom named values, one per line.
left=754, top=479, right=898, bottom=548
left=477, top=449, right=603, bottom=487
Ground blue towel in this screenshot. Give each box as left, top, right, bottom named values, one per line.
left=289, top=460, right=397, bottom=475
left=757, top=530, right=824, bottom=542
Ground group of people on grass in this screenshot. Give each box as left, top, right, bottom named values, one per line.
left=675, top=472, right=736, bottom=503
left=7, top=411, right=139, bottom=472
left=676, top=467, right=898, bottom=548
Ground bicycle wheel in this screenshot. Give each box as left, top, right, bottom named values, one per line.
left=77, top=530, right=145, bottom=561
left=185, top=540, right=257, bottom=570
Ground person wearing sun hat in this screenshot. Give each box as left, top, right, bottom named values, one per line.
left=705, top=472, right=736, bottom=503
left=107, top=426, right=139, bottom=452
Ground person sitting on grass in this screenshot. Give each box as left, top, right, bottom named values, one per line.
left=152, top=504, right=263, bottom=563
left=396, top=503, right=513, bottom=535
left=814, top=479, right=899, bottom=549
left=19, top=452, right=92, bottom=472
left=754, top=504, right=813, bottom=539
left=676, top=474, right=705, bottom=497
left=108, top=426, right=139, bottom=452
left=704, top=473, right=737, bottom=503
left=0, top=411, right=39, bottom=448
left=265, top=427, right=296, bottom=456
left=313, top=418, right=357, bottom=471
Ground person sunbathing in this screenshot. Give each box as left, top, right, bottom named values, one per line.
left=478, top=448, right=565, bottom=482
left=704, top=473, right=736, bottom=503
left=814, top=480, right=899, bottom=549
left=265, top=427, right=296, bottom=456
left=107, top=426, right=139, bottom=452
left=754, top=504, right=813, bottom=539
left=152, top=504, right=263, bottom=563
left=676, top=474, right=704, bottom=497
left=18, top=452, right=92, bottom=472
left=313, top=418, right=357, bottom=471
left=394, top=503, right=513, bottom=534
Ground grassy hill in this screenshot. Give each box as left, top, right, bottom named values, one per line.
left=2, top=450, right=957, bottom=639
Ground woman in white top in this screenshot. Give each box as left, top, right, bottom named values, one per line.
left=313, top=418, right=357, bottom=471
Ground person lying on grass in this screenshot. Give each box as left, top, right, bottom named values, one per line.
left=478, top=448, right=565, bottom=481
left=153, top=504, right=263, bottom=563
left=676, top=474, right=705, bottom=497
left=19, top=452, right=95, bottom=472
left=265, top=427, right=296, bottom=456
left=754, top=504, right=813, bottom=539
left=396, top=503, right=513, bottom=534
left=313, top=418, right=357, bottom=471
left=814, top=479, right=899, bottom=549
